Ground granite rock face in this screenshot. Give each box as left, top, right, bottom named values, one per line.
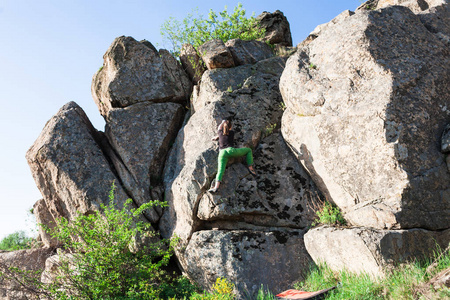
left=257, top=10, right=293, bottom=46
left=281, top=5, right=450, bottom=230
left=160, top=56, right=322, bottom=296
left=92, top=36, right=191, bottom=117
left=305, top=226, right=450, bottom=277
left=104, top=102, right=184, bottom=221
left=26, top=102, right=136, bottom=225
left=197, top=133, right=318, bottom=229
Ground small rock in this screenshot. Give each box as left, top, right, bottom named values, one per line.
left=198, top=39, right=235, bottom=70
left=256, top=10, right=293, bottom=46
left=180, top=43, right=206, bottom=84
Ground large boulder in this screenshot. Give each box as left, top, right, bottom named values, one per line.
left=256, top=10, right=293, bottom=47
left=305, top=226, right=450, bottom=277
left=280, top=5, right=450, bottom=230
left=184, top=230, right=313, bottom=298
left=92, top=36, right=191, bottom=117
left=26, top=102, right=138, bottom=224
left=104, top=102, right=184, bottom=221
left=0, top=248, right=54, bottom=300
left=160, top=56, right=322, bottom=295
left=225, top=39, right=274, bottom=66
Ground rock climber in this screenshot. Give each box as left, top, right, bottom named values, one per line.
left=208, top=117, right=256, bottom=193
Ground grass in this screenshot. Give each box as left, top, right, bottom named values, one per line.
left=157, top=244, right=449, bottom=299
left=293, top=244, right=450, bottom=299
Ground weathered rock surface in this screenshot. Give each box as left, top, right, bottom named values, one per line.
left=26, top=102, right=134, bottom=223
left=281, top=5, right=450, bottom=230
left=305, top=226, right=450, bottom=277
left=104, top=102, right=184, bottom=221
left=225, top=39, right=273, bottom=66
left=257, top=10, right=293, bottom=46
left=180, top=43, right=206, bottom=84
left=0, top=248, right=54, bottom=299
left=417, top=1, right=450, bottom=44
left=197, top=133, right=318, bottom=229
left=33, top=199, right=58, bottom=248
left=92, top=36, right=191, bottom=117
left=358, top=0, right=447, bottom=13
left=40, top=251, right=77, bottom=284
left=198, top=39, right=235, bottom=70
left=160, top=55, right=322, bottom=295
left=184, top=230, right=313, bottom=298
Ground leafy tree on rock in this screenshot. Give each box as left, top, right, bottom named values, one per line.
left=160, top=3, right=265, bottom=57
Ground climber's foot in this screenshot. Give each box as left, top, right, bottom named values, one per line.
left=248, top=166, right=257, bottom=176
left=208, top=187, right=218, bottom=193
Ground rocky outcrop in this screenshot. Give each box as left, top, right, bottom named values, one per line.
left=257, top=10, right=293, bottom=46
left=184, top=230, right=312, bottom=297
left=26, top=102, right=138, bottom=226
left=21, top=2, right=450, bottom=297
left=0, top=248, right=54, bottom=299
left=281, top=4, right=450, bottom=231
left=92, top=36, right=191, bottom=117
left=198, top=39, right=235, bottom=70
left=305, top=226, right=450, bottom=277
left=160, top=55, right=322, bottom=296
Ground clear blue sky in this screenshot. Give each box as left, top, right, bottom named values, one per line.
left=0, top=0, right=360, bottom=240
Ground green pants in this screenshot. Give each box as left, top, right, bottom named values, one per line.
left=216, top=147, right=254, bottom=182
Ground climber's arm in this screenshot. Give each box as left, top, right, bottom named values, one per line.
left=217, top=119, right=226, bottom=131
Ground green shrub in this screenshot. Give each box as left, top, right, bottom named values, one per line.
left=0, top=230, right=35, bottom=251
left=159, top=276, right=201, bottom=299
left=312, top=201, right=346, bottom=227
left=160, top=3, right=265, bottom=57
left=190, top=277, right=236, bottom=300
left=40, top=182, right=175, bottom=299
